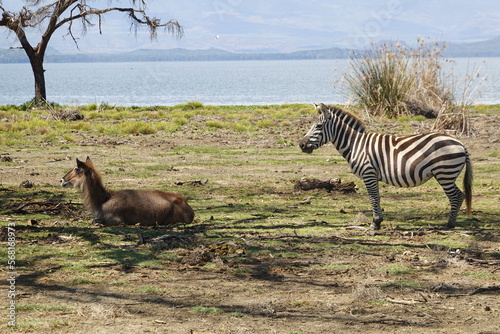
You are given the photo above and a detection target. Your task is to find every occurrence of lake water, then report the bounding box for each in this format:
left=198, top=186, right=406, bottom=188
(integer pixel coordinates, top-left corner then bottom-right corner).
left=1, top=58, right=500, bottom=106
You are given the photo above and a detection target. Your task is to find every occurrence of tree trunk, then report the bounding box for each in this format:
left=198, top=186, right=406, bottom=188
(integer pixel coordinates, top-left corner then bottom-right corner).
left=28, top=52, right=47, bottom=105
left=0, top=9, right=48, bottom=106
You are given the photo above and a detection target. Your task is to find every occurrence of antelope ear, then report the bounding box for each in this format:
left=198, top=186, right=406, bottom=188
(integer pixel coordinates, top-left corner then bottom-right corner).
left=83, top=156, right=95, bottom=169
left=76, top=158, right=86, bottom=168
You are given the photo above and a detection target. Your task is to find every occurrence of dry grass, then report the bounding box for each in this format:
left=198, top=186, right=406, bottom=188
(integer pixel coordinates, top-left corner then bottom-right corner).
left=351, top=284, right=384, bottom=303
left=344, top=42, right=413, bottom=118
left=344, top=38, right=483, bottom=136
left=0, top=104, right=499, bottom=333
left=431, top=106, right=474, bottom=136
left=77, top=304, right=129, bottom=319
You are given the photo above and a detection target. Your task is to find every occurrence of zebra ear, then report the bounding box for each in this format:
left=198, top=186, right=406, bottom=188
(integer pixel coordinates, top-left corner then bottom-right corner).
left=314, top=103, right=322, bottom=114
left=314, top=103, right=328, bottom=115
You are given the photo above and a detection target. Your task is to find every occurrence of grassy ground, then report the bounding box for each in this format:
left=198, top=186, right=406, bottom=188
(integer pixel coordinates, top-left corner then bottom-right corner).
left=0, top=103, right=499, bottom=333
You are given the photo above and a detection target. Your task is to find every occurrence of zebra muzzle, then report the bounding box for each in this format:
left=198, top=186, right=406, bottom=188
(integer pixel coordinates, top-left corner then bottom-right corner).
left=299, top=137, right=315, bottom=154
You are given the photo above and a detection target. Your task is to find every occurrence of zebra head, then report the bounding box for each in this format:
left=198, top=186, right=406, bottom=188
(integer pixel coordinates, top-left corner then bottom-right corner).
left=299, top=103, right=332, bottom=154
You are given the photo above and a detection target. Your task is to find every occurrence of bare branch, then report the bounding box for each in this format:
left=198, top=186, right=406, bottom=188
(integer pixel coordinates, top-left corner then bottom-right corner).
left=56, top=5, right=183, bottom=44
left=2, top=1, right=183, bottom=50
left=0, top=5, right=35, bottom=55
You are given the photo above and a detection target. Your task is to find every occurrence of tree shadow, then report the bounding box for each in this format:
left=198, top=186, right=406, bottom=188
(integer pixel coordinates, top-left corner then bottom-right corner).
left=4, top=184, right=499, bottom=326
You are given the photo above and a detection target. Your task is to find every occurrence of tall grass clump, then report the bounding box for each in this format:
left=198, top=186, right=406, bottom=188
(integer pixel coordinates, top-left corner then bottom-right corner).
left=345, top=43, right=413, bottom=118
left=121, top=121, right=157, bottom=135
left=430, top=60, right=484, bottom=136
left=343, top=38, right=481, bottom=136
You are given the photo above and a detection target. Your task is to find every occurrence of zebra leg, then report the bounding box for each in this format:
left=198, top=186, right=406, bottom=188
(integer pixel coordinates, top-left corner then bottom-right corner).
left=363, top=176, right=383, bottom=230
left=439, top=182, right=464, bottom=229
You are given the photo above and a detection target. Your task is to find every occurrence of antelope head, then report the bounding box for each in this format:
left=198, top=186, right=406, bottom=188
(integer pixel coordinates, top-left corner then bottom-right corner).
left=60, top=157, right=93, bottom=190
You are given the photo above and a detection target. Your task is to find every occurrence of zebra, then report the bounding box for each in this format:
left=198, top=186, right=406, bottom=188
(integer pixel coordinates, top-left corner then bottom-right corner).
left=299, top=103, right=472, bottom=230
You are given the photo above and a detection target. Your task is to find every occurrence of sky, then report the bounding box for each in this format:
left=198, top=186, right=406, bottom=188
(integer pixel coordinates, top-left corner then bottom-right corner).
left=1, top=0, right=500, bottom=53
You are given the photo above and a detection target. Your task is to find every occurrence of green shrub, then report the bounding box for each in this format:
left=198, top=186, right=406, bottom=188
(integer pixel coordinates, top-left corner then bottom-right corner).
left=80, top=103, right=98, bottom=111
left=178, top=101, right=204, bottom=110
left=206, top=120, right=227, bottom=129
left=122, top=121, right=157, bottom=135
left=256, top=119, right=277, bottom=128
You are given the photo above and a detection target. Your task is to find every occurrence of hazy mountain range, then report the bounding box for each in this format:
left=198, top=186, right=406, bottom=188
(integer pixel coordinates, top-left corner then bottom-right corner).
left=3, top=0, right=500, bottom=58
left=1, top=36, right=500, bottom=63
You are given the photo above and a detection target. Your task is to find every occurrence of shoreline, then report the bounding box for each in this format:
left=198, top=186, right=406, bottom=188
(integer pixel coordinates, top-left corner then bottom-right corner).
left=0, top=100, right=500, bottom=112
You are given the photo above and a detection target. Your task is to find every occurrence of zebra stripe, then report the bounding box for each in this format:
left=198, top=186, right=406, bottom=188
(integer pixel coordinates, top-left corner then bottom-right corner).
left=299, top=103, right=472, bottom=229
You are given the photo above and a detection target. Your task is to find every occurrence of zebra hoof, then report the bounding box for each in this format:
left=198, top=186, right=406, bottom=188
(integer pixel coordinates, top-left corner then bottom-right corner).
left=370, top=223, right=381, bottom=230
left=443, top=223, right=455, bottom=230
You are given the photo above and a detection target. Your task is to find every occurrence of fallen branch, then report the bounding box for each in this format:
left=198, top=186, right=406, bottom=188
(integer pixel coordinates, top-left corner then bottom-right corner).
left=450, top=251, right=500, bottom=265
left=468, top=286, right=500, bottom=295
left=8, top=201, right=63, bottom=214
left=465, top=258, right=500, bottom=265
left=138, top=233, right=189, bottom=245
left=150, top=233, right=189, bottom=244
left=253, top=233, right=380, bottom=243
left=294, top=177, right=357, bottom=194
left=174, top=179, right=208, bottom=186
left=386, top=297, right=420, bottom=305
left=346, top=225, right=369, bottom=231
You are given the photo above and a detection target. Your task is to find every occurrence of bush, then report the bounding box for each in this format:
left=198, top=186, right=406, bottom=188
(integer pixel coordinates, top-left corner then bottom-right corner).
left=178, top=101, right=204, bottom=110
left=343, top=38, right=481, bottom=136
left=80, top=103, right=98, bottom=111
left=344, top=39, right=453, bottom=118
left=344, top=43, right=413, bottom=118
left=122, top=121, right=157, bottom=135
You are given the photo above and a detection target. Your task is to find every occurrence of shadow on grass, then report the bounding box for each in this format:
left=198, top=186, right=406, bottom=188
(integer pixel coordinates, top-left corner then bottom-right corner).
left=16, top=264, right=443, bottom=328
left=3, top=185, right=499, bottom=302
left=7, top=214, right=499, bottom=325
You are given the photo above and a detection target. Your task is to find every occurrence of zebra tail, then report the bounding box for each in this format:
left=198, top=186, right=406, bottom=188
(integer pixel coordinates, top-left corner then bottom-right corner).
left=464, top=154, right=473, bottom=217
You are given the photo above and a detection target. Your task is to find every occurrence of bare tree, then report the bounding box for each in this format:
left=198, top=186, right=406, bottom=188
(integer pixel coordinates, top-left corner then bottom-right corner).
left=0, top=0, right=183, bottom=105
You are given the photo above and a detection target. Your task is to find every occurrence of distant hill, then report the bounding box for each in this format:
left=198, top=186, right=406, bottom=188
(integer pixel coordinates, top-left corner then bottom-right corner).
left=443, top=36, right=500, bottom=57
left=1, top=37, right=500, bottom=63
left=0, top=46, right=354, bottom=63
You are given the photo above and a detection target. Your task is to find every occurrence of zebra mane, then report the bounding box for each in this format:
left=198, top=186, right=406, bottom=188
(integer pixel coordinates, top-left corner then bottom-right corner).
left=321, top=104, right=366, bottom=133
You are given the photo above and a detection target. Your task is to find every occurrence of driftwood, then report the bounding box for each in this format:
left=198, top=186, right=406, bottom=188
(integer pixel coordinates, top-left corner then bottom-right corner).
left=174, top=179, right=208, bottom=186
left=295, top=177, right=357, bottom=194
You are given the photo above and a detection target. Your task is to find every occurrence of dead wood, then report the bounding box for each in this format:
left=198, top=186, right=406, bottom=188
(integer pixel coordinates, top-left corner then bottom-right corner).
left=174, top=179, right=208, bottom=186
left=254, top=233, right=379, bottom=243
left=468, top=286, right=500, bottom=295
left=386, top=297, right=420, bottom=305
left=9, top=201, right=61, bottom=214
left=449, top=250, right=500, bottom=265
left=464, top=258, right=500, bottom=265
left=138, top=233, right=189, bottom=246
left=7, top=201, right=80, bottom=215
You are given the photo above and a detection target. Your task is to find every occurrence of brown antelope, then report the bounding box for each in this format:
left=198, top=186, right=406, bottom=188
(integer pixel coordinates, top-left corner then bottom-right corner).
left=61, top=157, right=194, bottom=226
